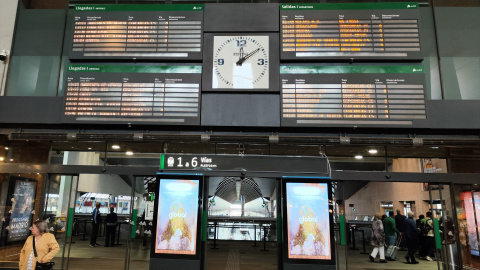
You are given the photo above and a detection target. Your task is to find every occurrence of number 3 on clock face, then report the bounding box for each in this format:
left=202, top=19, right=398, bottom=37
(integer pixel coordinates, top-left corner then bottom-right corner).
left=212, top=36, right=269, bottom=89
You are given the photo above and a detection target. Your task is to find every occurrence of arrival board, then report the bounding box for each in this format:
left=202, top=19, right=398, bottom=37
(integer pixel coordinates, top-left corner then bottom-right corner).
left=281, top=65, right=426, bottom=126
left=70, top=4, right=203, bottom=60
left=280, top=3, right=422, bottom=60
left=64, top=65, right=201, bottom=125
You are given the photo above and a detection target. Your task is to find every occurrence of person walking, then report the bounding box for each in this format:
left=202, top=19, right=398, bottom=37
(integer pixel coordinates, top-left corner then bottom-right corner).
left=90, top=202, right=102, bottom=247
left=422, top=211, right=436, bottom=261
left=395, top=209, right=407, bottom=250
left=19, top=220, right=60, bottom=270
left=403, top=211, right=420, bottom=264
left=369, top=212, right=387, bottom=263
left=384, top=211, right=402, bottom=260
left=105, top=207, right=118, bottom=247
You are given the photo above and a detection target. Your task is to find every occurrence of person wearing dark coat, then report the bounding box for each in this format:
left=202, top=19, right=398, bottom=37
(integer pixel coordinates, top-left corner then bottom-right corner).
left=395, top=209, right=407, bottom=250
left=105, top=207, right=118, bottom=247
left=403, top=211, right=420, bottom=264
left=369, top=212, right=387, bottom=263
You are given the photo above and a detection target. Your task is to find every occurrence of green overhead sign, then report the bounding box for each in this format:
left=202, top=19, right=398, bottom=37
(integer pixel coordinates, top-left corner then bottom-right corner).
left=280, top=65, right=424, bottom=74
left=75, top=4, right=204, bottom=12
left=280, top=2, right=418, bottom=10
left=67, top=65, right=202, bottom=74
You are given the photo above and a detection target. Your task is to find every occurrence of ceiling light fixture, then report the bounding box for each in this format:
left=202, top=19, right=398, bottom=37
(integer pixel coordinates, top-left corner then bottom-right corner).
left=112, top=145, right=120, bottom=149
left=368, top=149, right=378, bottom=154
left=126, top=151, right=133, bottom=156
left=4, top=147, right=8, bottom=150
left=354, top=155, right=363, bottom=160
left=88, top=147, right=92, bottom=150
left=0, top=157, right=4, bottom=161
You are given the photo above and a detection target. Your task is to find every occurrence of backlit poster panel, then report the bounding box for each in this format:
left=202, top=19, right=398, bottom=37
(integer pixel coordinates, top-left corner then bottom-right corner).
left=286, top=182, right=331, bottom=260
left=462, top=191, right=480, bottom=256
left=8, top=179, right=36, bottom=242
left=155, top=179, right=199, bottom=255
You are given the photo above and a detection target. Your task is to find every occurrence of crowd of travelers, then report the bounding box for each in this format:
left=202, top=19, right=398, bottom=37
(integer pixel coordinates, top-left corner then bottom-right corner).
left=369, top=209, right=448, bottom=264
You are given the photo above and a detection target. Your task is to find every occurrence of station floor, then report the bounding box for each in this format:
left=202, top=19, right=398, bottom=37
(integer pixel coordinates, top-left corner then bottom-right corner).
left=47, top=238, right=441, bottom=270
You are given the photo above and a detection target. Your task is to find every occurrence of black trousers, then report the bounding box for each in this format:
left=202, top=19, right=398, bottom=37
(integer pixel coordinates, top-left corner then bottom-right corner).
left=105, top=225, right=116, bottom=247
left=406, top=242, right=419, bottom=262
left=91, top=222, right=100, bottom=245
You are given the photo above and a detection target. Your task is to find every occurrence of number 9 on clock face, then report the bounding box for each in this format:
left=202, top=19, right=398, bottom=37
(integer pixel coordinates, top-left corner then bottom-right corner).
left=212, top=36, right=269, bottom=89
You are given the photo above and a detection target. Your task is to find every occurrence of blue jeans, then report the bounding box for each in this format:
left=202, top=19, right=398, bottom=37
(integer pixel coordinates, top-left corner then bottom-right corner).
left=386, top=233, right=397, bottom=247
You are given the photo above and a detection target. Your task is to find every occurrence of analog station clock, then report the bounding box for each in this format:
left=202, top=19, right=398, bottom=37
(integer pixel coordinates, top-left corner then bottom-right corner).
left=212, top=36, right=269, bottom=89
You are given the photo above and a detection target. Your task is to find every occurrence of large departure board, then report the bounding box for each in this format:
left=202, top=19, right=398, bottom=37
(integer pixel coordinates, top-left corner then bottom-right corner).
left=280, top=3, right=422, bottom=61
left=64, top=65, right=201, bottom=125
left=70, top=4, right=203, bottom=60
left=281, top=65, right=426, bottom=126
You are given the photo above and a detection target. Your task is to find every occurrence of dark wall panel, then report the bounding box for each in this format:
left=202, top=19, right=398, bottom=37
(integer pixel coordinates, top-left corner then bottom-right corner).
left=201, top=94, right=280, bottom=127
left=0, top=97, right=62, bottom=124
left=204, top=3, right=279, bottom=32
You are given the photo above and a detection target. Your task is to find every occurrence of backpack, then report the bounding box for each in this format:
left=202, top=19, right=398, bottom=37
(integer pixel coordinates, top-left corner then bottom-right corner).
left=421, top=218, right=433, bottom=236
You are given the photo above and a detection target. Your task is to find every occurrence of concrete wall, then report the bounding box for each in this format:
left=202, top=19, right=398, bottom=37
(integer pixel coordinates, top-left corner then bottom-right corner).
left=345, top=181, right=452, bottom=220
left=0, top=0, right=18, bottom=95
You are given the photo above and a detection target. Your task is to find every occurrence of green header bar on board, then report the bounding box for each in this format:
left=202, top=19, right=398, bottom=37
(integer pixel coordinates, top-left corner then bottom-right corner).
left=280, top=2, right=418, bottom=10
left=67, top=65, right=202, bottom=74
left=280, top=65, right=424, bottom=74
left=75, top=4, right=204, bottom=12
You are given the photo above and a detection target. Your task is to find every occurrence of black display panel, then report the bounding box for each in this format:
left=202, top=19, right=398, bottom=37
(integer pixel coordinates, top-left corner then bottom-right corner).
left=63, top=65, right=201, bottom=125
left=281, top=65, right=426, bottom=126
left=280, top=3, right=422, bottom=61
left=70, top=4, right=204, bottom=60
left=282, top=178, right=335, bottom=265
left=151, top=173, right=203, bottom=260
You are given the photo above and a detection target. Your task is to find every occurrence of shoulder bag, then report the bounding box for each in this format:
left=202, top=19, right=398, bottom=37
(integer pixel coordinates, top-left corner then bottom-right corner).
left=32, top=236, right=55, bottom=270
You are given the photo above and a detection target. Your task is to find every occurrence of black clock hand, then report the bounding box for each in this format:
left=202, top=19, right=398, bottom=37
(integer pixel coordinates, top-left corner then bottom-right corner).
left=238, top=47, right=244, bottom=62
left=236, top=48, right=260, bottom=66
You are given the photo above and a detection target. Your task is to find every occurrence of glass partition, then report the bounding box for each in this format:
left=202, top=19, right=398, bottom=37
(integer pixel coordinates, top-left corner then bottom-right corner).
left=44, top=174, right=78, bottom=270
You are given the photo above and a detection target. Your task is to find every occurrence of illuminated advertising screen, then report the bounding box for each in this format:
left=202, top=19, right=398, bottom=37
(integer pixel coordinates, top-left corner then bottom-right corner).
left=8, top=179, right=36, bottom=243
left=285, top=182, right=332, bottom=260
left=462, top=191, right=480, bottom=256
left=155, top=179, right=199, bottom=255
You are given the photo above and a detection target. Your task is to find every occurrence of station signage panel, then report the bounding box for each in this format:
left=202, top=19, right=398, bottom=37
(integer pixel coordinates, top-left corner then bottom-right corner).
left=160, top=154, right=330, bottom=176
left=280, top=65, right=426, bottom=126
left=70, top=4, right=204, bottom=60
left=280, top=3, right=422, bottom=61
left=63, top=65, right=201, bottom=125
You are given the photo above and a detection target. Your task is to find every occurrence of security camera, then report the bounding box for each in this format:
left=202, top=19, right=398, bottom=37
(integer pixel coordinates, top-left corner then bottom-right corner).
left=0, top=50, right=7, bottom=61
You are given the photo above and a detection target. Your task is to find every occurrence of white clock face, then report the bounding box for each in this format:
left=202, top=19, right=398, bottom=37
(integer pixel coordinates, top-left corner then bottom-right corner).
left=212, top=36, right=269, bottom=89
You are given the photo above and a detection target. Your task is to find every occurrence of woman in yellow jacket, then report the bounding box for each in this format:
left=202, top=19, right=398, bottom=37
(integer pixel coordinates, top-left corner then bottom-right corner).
left=19, top=220, right=60, bottom=270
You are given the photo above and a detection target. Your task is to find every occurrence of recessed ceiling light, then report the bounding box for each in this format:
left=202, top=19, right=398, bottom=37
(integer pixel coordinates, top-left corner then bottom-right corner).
left=354, top=155, right=363, bottom=160
left=112, top=145, right=120, bottom=149
left=126, top=151, right=133, bottom=156
left=368, top=149, right=378, bottom=154
left=431, top=147, right=439, bottom=149
left=88, top=148, right=92, bottom=150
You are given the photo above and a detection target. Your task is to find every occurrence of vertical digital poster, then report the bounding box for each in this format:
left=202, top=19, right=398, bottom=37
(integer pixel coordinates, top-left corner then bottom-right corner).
left=8, top=178, right=37, bottom=243
left=154, top=177, right=200, bottom=256
left=283, top=180, right=334, bottom=265
left=461, top=191, right=480, bottom=257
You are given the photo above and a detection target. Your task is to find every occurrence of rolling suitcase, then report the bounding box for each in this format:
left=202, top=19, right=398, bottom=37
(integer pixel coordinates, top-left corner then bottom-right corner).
left=386, top=234, right=402, bottom=260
